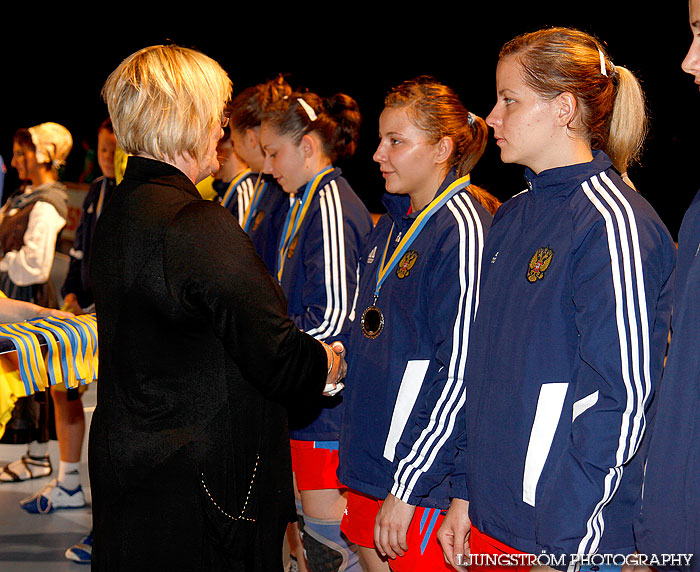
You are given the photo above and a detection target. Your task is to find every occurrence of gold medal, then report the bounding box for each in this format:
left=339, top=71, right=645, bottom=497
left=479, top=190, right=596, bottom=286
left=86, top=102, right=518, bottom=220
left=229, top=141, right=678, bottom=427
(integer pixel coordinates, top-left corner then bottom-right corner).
left=361, top=301, right=384, bottom=339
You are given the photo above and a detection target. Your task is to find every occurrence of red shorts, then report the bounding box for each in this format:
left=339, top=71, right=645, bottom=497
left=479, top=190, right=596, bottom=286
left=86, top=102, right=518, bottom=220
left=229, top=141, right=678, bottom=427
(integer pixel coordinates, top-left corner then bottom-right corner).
left=468, top=526, right=532, bottom=572
left=290, top=439, right=344, bottom=490
left=340, top=488, right=452, bottom=572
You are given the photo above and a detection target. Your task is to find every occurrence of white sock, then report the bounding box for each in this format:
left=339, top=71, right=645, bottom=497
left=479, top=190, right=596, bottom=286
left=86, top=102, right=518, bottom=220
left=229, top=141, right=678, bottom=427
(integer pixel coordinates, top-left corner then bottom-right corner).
left=58, top=461, right=81, bottom=490
left=27, top=441, right=48, bottom=458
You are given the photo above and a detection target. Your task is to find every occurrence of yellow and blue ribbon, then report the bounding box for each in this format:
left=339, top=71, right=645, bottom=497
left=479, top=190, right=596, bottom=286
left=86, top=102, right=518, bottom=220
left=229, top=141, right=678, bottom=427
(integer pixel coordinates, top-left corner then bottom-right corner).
left=221, top=168, right=253, bottom=212
left=240, top=175, right=267, bottom=233
left=0, top=324, right=46, bottom=395
left=276, top=166, right=334, bottom=283
left=0, top=314, right=99, bottom=393
left=373, top=174, right=471, bottom=299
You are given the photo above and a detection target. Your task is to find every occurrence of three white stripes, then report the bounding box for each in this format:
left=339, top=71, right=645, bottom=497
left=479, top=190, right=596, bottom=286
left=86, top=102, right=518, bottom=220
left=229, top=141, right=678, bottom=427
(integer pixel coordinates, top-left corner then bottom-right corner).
left=390, top=192, right=484, bottom=502
left=576, top=172, right=650, bottom=556
left=306, top=181, right=349, bottom=340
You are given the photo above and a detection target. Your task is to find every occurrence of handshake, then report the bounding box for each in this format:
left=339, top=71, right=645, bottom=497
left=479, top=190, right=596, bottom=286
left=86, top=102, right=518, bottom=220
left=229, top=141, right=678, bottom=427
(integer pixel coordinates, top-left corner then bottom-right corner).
left=322, top=341, right=347, bottom=397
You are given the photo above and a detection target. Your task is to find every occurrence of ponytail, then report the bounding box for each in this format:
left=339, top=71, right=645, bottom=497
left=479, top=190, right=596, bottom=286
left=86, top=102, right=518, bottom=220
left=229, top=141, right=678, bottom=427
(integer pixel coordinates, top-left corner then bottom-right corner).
left=457, top=113, right=488, bottom=177
left=607, top=65, right=647, bottom=174
left=322, top=92, right=362, bottom=161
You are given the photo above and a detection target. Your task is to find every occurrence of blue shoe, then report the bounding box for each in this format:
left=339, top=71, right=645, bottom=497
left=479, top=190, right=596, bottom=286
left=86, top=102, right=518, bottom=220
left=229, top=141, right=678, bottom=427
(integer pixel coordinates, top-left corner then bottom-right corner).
left=19, top=478, right=85, bottom=514
left=65, top=532, right=92, bottom=564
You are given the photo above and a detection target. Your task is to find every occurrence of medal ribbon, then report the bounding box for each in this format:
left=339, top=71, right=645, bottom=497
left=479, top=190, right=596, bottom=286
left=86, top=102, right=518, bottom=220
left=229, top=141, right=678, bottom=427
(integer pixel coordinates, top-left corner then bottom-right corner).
left=45, top=317, right=90, bottom=384
left=276, top=166, right=334, bottom=282
left=75, top=314, right=98, bottom=362
left=13, top=321, right=63, bottom=388
left=24, top=318, right=79, bottom=388
left=31, top=314, right=99, bottom=387
left=0, top=324, right=47, bottom=395
left=373, top=174, right=471, bottom=298
left=0, top=314, right=99, bottom=394
left=221, top=168, right=253, bottom=211
left=240, top=174, right=267, bottom=233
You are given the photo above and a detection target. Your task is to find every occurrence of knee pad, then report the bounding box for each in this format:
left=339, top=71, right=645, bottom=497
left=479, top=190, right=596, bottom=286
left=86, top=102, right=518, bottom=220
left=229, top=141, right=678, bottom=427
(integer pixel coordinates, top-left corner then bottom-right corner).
left=299, top=514, right=360, bottom=572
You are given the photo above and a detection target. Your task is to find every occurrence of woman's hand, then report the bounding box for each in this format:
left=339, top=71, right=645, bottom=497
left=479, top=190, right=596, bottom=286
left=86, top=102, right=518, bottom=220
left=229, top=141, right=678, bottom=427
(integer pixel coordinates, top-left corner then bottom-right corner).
left=61, top=293, right=84, bottom=315
left=322, top=341, right=347, bottom=396
left=374, top=493, right=415, bottom=559
left=39, top=308, right=74, bottom=319
left=437, top=498, right=471, bottom=569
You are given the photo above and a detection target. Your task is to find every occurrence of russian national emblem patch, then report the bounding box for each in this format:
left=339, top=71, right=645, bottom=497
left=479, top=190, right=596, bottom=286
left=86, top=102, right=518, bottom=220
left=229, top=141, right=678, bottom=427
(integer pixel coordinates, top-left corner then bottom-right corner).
left=396, top=250, right=418, bottom=279
left=526, top=246, right=554, bottom=283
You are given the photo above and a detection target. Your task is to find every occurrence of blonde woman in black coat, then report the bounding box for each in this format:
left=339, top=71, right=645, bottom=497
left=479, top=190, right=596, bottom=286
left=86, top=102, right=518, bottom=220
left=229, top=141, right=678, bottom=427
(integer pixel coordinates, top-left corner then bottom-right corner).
left=89, top=44, right=346, bottom=572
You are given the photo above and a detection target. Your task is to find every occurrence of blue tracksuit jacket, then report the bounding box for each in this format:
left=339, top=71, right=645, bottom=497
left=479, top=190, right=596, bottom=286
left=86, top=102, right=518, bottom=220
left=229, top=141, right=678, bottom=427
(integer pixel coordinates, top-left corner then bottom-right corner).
left=62, top=176, right=116, bottom=309
left=338, top=171, right=492, bottom=508
left=279, top=167, right=373, bottom=441
left=634, top=188, right=700, bottom=570
left=243, top=176, right=291, bottom=275
left=453, top=152, right=675, bottom=566
left=213, top=169, right=257, bottom=223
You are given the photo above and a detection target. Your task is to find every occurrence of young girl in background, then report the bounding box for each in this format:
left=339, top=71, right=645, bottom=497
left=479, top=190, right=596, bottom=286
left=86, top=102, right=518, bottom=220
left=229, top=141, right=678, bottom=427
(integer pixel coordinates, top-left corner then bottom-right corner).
left=337, top=76, right=498, bottom=572
left=0, top=122, right=72, bottom=482
left=261, top=90, right=373, bottom=572
left=437, top=27, right=676, bottom=571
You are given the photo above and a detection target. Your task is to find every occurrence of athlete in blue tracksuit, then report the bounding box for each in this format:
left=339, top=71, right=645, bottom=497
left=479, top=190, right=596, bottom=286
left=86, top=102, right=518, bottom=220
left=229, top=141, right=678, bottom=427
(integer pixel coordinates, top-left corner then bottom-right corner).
left=447, top=151, right=675, bottom=566
left=633, top=4, right=700, bottom=565
left=338, top=169, right=492, bottom=510
left=279, top=166, right=372, bottom=441
left=633, top=188, right=700, bottom=570
left=238, top=174, right=290, bottom=276
left=213, top=168, right=257, bottom=223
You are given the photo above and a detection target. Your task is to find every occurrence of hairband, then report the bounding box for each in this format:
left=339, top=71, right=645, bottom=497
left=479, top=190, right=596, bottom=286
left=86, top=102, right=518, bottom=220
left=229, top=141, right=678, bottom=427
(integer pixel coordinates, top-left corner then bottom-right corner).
left=297, top=97, right=318, bottom=122
left=598, top=48, right=608, bottom=77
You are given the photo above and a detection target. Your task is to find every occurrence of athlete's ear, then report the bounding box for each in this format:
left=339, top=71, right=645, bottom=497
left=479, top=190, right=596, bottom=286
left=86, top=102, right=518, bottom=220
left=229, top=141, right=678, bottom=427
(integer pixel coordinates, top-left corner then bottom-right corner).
left=555, top=91, right=578, bottom=127
left=245, top=127, right=259, bottom=149
left=435, top=136, right=455, bottom=165
left=301, top=133, right=318, bottom=159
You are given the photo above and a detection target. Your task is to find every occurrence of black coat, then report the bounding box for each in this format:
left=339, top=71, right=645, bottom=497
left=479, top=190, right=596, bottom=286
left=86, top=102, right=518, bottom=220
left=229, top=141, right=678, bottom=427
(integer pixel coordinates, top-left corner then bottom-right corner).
left=88, top=157, right=326, bottom=571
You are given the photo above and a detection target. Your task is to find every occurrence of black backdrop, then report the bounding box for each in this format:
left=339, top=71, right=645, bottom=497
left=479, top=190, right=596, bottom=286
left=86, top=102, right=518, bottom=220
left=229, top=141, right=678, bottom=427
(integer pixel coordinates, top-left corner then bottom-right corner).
left=2, top=5, right=697, bottom=239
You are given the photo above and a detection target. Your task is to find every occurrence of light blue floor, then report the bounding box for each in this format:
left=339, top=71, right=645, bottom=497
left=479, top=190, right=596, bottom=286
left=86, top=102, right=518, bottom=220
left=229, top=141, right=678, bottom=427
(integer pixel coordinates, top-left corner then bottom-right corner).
left=0, top=387, right=94, bottom=570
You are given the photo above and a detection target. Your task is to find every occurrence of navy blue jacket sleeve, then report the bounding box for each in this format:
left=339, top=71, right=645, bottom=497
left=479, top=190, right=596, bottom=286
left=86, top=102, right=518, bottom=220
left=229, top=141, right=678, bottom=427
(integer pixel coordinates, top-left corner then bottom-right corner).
left=534, top=184, right=674, bottom=558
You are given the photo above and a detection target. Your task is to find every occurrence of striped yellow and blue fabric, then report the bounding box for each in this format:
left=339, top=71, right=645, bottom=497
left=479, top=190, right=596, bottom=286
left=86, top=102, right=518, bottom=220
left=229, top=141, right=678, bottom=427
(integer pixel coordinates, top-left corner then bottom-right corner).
left=0, top=313, right=98, bottom=439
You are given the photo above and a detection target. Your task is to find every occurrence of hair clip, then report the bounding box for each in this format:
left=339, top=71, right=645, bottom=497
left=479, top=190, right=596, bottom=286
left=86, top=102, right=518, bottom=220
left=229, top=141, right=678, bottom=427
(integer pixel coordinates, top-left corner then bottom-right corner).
left=297, top=97, right=317, bottom=122
left=467, top=112, right=476, bottom=127
left=598, top=48, right=608, bottom=77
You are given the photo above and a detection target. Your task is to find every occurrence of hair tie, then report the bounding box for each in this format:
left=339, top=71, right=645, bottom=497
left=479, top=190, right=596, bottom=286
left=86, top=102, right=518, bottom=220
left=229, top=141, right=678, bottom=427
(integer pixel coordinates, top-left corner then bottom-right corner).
left=598, top=48, right=608, bottom=77
left=297, top=97, right=317, bottom=122
left=467, top=112, right=476, bottom=127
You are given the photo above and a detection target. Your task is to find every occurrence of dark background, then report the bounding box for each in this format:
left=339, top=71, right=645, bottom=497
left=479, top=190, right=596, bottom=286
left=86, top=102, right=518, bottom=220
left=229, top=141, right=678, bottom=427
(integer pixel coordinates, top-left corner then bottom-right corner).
left=2, top=6, right=697, bottom=239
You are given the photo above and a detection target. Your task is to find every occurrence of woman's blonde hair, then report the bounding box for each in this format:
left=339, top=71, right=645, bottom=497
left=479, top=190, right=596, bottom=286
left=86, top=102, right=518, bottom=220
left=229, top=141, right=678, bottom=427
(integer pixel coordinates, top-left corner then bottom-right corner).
left=102, top=44, right=232, bottom=165
left=500, top=27, right=647, bottom=174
